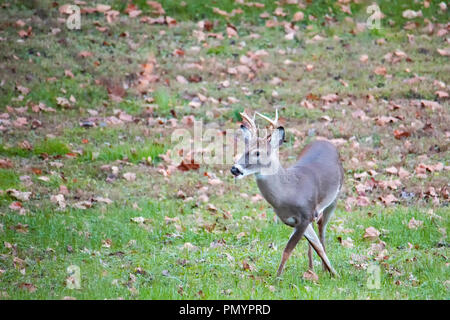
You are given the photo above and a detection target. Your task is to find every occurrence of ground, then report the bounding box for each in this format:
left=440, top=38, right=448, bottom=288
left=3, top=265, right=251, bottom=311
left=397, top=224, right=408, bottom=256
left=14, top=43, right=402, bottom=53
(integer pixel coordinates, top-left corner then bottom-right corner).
left=0, top=0, right=449, bottom=299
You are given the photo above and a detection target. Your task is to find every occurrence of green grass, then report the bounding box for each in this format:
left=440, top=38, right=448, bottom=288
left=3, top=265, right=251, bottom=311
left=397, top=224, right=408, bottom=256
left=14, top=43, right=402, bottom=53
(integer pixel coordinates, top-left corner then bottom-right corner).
left=153, top=88, right=174, bottom=117
left=0, top=169, right=20, bottom=190
left=81, top=141, right=165, bottom=164
left=33, top=139, right=71, bottom=156
left=0, top=197, right=448, bottom=299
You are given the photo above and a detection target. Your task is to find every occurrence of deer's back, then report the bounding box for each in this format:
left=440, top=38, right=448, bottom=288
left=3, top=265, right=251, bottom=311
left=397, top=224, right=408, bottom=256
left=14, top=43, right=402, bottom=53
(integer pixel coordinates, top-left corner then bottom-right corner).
left=288, top=140, right=344, bottom=211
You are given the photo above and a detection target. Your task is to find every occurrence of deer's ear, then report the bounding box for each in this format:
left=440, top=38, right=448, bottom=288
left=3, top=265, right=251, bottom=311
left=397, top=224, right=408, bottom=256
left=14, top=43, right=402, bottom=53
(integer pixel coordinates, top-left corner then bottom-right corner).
left=241, top=124, right=252, bottom=141
left=270, top=126, right=285, bottom=149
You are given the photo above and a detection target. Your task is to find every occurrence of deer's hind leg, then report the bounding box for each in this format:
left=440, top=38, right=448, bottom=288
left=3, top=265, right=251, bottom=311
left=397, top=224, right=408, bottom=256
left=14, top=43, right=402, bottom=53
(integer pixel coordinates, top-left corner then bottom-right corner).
left=317, top=199, right=337, bottom=252
left=317, top=199, right=337, bottom=271
left=308, top=244, right=314, bottom=270
left=304, top=224, right=337, bottom=276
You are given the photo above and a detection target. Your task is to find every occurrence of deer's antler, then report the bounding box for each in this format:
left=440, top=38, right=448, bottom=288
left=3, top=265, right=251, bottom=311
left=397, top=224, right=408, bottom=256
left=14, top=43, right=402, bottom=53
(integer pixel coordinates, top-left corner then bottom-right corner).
left=240, top=110, right=257, bottom=137
left=255, top=109, right=278, bottom=129
left=255, top=109, right=278, bottom=139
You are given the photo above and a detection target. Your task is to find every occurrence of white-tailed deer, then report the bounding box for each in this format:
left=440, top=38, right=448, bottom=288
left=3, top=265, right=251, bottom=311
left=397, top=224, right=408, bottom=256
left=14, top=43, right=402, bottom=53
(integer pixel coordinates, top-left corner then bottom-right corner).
left=230, top=110, right=344, bottom=277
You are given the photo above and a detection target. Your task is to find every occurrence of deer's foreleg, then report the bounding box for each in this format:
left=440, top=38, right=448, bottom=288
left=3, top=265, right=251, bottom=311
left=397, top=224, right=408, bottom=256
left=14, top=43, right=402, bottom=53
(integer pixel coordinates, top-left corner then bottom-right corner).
left=277, top=223, right=308, bottom=277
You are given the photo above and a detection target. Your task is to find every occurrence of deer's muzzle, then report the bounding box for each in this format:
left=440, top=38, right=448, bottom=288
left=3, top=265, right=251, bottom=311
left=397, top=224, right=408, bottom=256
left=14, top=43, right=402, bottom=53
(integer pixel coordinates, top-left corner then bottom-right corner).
left=230, top=166, right=243, bottom=177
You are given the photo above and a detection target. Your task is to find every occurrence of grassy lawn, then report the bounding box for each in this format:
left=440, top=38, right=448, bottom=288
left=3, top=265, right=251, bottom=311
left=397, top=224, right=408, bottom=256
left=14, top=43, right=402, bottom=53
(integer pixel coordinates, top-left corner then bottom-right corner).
left=0, top=0, right=449, bottom=299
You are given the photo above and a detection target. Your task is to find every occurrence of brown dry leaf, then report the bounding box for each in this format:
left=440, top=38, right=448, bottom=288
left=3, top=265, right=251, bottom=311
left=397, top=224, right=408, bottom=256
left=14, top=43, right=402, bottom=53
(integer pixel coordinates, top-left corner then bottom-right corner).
left=177, top=159, right=200, bottom=171
left=398, top=167, right=410, bottom=179
left=147, top=1, right=165, bottom=15
left=9, top=201, right=23, bottom=211
left=13, top=117, right=28, bottom=128
left=56, top=97, right=71, bottom=108
left=96, top=4, right=111, bottom=13
left=19, top=283, right=37, bottom=293
left=393, top=129, right=410, bottom=139
left=341, top=237, right=354, bottom=248
left=64, top=69, right=74, bottom=78
left=375, top=116, right=398, bottom=126
left=18, top=27, right=32, bottom=38
left=78, top=51, right=93, bottom=58
left=226, top=26, right=238, bottom=38
left=321, top=93, right=339, bottom=103
left=435, top=91, right=449, bottom=98
left=93, top=197, right=113, bottom=205
left=13, top=223, right=29, bottom=233
left=123, top=172, right=136, bottom=182
left=402, top=9, right=422, bottom=19
left=0, top=159, right=13, bottom=169
left=373, top=66, right=387, bottom=76
left=274, top=7, right=286, bottom=17
left=212, top=7, right=228, bottom=17
left=51, top=194, right=66, bottom=209
left=385, top=166, right=398, bottom=175
left=242, top=260, right=254, bottom=271
left=176, top=75, right=188, bottom=84
left=420, top=100, right=442, bottom=110
left=6, top=189, right=31, bottom=201
left=380, top=194, right=398, bottom=205
left=293, top=11, right=304, bottom=22
left=16, top=85, right=30, bottom=95
left=302, top=270, right=319, bottom=282
left=101, top=239, right=112, bottom=248
left=436, top=48, right=450, bottom=56
left=72, top=200, right=93, bottom=210
left=363, top=226, right=380, bottom=240
left=356, top=196, right=370, bottom=207
left=19, top=140, right=32, bottom=150
left=131, top=216, right=151, bottom=224
left=236, top=232, right=246, bottom=239
left=407, top=217, right=423, bottom=229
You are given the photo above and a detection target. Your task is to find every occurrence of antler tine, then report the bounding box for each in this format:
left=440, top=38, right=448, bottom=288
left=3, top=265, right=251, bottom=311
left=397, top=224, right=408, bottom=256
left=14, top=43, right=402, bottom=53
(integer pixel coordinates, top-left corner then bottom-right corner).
left=255, top=109, right=278, bottom=129
left=240, top=110, right=257, bottom=135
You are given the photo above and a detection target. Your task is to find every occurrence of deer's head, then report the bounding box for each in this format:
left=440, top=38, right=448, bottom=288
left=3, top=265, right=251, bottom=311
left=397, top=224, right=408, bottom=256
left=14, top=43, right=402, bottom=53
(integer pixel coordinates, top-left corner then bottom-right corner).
left=231, top=110, right=285, bottom=178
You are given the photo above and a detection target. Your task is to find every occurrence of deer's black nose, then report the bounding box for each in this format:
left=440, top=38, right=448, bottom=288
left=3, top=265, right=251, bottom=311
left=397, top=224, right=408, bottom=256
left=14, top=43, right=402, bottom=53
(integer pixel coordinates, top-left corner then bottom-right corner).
left=230, top=166, right=243, bottom=177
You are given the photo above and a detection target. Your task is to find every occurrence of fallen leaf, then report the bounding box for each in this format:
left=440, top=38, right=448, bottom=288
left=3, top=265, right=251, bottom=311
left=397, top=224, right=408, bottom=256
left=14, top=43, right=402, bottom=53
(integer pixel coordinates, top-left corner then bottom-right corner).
left=363, top=227, right=380, bottom=240
left=407, top=217, right=423, bottom=229
left=123, top=172, right=136, bottom=181
left=380, top=194, right=399, bottom=205
left=0, top=159, right=13, bottom=168
left=373, top=66, right=387, bottom=76
left=402, top=9, right=422, bottom=19
left=242, top=260, right=254, bottom=271
left=393, top=129, right=410, bottom=139
left=302, top=270, right=319, bottom=282
left=341, top=237, right=354, bottom=248
left=177, top=159, right=200, bottom=171
left=6, top=189, right=31, bottom=201
left=19, top=283, right=36, bottom=293
left=78, top=51, right=93, bottom=58
left=292, top=11, right=304, bottom=22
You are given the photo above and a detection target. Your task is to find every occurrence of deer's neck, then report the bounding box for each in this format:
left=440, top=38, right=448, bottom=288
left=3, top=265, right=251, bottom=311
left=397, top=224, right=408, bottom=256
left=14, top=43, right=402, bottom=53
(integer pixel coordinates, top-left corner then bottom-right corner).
left=255, top=160, right=286, bottom=208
